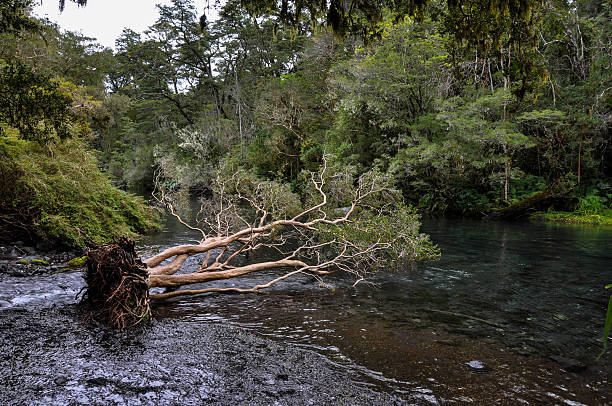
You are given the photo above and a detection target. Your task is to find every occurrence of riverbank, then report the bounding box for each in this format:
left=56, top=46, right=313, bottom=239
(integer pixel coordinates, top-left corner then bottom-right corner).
left=2, top=216, right=612, bottom=405
left=531, top=211, right=612, bottom=225
left=0, top=243, right=83, bottom=277
left=1, top=287, right=609, bottom=405
left=0, top=303, right=400, bottom=406
left=0, top=243, right=400, bottom=405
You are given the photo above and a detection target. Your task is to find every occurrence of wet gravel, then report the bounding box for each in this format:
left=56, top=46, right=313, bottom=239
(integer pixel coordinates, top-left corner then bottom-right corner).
left=0, top=244, right=82, bottom=278
left=0, top=304, right=401, bottom=405
left=0, top=244, right=401, bottom=405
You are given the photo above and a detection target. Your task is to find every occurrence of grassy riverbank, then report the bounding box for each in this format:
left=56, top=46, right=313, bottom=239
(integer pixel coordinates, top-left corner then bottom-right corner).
left=531, top=194, right=612, bottom=225
left=532, top=211, right=612, bottom=225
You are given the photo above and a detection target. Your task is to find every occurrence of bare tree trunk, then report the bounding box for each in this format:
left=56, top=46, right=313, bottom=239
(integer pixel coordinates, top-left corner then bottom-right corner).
left=503, top=144, right=510, bottom=202
left=236, top=68, right=243, bottom=142
left=578, top=123, right=584, bottom=185
left=500, top=45, right=511, bottom=203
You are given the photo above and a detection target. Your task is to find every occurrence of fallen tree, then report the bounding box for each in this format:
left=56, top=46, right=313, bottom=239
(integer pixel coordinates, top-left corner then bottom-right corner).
left=83, top=159, right=439, bottom=328
left=484, top=184, right=575, bottom=221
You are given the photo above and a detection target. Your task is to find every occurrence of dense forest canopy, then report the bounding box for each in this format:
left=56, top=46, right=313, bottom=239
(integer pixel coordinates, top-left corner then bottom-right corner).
left=0, top=0, right=611, bottom=248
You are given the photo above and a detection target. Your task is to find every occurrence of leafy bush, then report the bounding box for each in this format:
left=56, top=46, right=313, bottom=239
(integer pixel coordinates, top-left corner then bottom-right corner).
left=0, top=136, right=160, bottom=247
left=576, top=195, right=606, bottom=215
left=0, top=60, right=74, bottom=144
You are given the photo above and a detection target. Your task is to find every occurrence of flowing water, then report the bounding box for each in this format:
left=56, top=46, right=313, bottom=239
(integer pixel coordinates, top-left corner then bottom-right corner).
left=1, top=216, right=611, bottom=404
left=144, top=216, right=612, bottom=404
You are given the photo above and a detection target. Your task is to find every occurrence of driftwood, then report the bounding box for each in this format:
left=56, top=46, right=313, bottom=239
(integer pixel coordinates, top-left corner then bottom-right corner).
left=484, top=186, right=575, bottom=221
left=81, top=160, right=438, bottom=328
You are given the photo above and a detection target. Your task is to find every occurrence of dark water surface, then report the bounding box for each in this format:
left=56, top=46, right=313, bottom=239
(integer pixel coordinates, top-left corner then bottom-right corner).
left=145, top=217, right=612, bottom=404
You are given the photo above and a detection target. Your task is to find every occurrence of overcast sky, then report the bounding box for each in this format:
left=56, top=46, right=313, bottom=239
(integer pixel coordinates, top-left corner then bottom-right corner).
left=33, top=0, right=215, bottom=49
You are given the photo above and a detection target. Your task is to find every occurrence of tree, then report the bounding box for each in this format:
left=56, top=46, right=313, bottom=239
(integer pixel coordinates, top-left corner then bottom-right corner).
left=0, top=0, right=38, bottom=35
left=0, top=60, right=74, bottom=144
left=83, top=159, right=439, bottom=328
left=328, top=18, right=452, bottom=172
left=50, top=0, right=545, bottom=44
left=388, top=89, right=533, bottom=213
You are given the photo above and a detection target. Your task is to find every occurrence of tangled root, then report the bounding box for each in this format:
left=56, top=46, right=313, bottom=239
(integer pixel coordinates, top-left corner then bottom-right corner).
left=81, top=237, right=150, bottom=329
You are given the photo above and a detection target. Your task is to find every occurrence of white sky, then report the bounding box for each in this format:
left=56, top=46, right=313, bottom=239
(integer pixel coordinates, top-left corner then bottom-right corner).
left=33, top=0, right=216, bottom=49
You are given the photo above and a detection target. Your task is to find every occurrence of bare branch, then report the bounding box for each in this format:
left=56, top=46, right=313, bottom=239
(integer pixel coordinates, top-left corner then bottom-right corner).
left=143, top=163, right=438, bottom=300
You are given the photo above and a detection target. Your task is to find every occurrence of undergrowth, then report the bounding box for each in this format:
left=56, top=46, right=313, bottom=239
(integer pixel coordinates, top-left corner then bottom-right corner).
left=0, top=135, right=160, bottom=247
left=531, top=194, right=612, bottom=226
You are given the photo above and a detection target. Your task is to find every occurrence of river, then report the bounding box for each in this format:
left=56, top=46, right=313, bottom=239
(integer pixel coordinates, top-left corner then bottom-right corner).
left=144, top=215, right=612, bottom=404
left=1, top=216, right=610, bottom=404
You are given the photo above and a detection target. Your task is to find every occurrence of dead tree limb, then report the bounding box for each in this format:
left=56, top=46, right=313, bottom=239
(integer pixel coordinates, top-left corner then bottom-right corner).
left=85, top=159, right=438, bottom=328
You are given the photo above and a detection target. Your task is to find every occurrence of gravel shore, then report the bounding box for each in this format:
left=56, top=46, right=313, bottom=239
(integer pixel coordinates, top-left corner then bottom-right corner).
left=0, top=303, right=403, bottom=405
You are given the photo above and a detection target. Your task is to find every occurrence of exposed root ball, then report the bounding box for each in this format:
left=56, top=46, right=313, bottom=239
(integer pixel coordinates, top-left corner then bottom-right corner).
left=81, top=237, right=150, bottom=329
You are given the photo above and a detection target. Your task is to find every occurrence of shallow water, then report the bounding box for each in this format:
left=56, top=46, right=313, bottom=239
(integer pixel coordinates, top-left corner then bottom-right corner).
left=2, top=216, right=611, bottom=404
left=143, top=216, right=612, bottom=404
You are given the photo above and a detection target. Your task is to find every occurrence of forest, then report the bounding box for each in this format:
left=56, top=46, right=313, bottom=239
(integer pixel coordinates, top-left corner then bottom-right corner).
left=1, top=0, right=611, bottom=249
left=1, top=1, right=612, bottom=404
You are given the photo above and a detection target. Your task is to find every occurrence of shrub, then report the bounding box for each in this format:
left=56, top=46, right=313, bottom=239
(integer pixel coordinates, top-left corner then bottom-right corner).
left=0, top=136, right=160, bottom=247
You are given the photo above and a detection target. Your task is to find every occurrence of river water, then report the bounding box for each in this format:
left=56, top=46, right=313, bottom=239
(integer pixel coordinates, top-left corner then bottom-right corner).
left=1, top=216, right=610, bottom=404
left=143, top=216, right=612, bottom=404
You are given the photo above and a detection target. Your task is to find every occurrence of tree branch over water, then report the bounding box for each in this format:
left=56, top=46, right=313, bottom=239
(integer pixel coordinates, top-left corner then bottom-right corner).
left=83, top=157, right=438, bottom=328
left=144, top=157, right=439, bottom=299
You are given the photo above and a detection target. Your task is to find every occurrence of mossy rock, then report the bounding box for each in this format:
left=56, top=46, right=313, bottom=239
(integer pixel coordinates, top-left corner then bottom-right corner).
left=30, top=258, right=49, bottom=266
left=18, top=258, right=28, bottom=265
left=67, top=256, right=87, bottom=267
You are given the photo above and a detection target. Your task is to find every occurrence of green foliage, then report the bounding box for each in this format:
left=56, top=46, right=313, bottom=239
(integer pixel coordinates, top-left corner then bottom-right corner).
left=0, top=136, right=160, bottom=247
left=320, top=203, right=440, bottom=270
left=534, top=184, right=612, bottom=225
left=388, top=89, right=533, bottom=213
left=598, top=284, right=612, bottom=360
left=329, top=19, right=451, bottom=171
left=301, top=164, right=440, bottom=271
left=533, top=211, right=612, bottom=225
left=0, top=0, right=38, bottom=35
left=4, top=0, right=607, bottom=222
left=215, top=158, right=303, bottom=219
left=576, top=195, right=606, bottom=216
left=0, top=60, right=74, bottom=144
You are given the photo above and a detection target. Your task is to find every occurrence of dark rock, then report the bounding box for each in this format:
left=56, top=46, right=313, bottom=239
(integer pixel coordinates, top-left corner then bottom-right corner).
left=53, top=376, right=68, bottom=385
left=549, top=355, right=587, bottom=373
